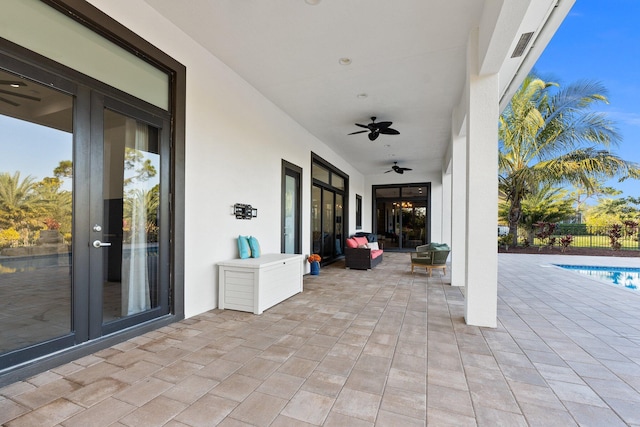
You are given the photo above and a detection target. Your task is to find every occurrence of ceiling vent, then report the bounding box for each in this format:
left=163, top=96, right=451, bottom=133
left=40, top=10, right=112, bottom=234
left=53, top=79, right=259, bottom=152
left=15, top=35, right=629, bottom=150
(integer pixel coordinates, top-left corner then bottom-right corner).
left=511, top=32, right=534, bottom=58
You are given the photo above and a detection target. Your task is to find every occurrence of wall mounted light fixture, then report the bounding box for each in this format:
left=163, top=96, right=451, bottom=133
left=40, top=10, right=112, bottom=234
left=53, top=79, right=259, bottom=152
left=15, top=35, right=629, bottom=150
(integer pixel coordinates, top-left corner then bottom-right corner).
left=233, top=203, right=258, bottom=219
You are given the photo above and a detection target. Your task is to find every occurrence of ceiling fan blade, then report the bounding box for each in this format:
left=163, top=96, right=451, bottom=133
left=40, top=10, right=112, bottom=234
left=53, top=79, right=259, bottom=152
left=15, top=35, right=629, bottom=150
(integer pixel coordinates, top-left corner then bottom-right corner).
left=0, top=96, right=19, bottom=107
left=379, top=128, right=400, bottom=135
left=348, top=130, right=368, bottom=135
left=375, top=121, right=393, bottom=129
left=384, top=170, right=392, bottom=173
left=354, top=123, right=369, bottom=129
left=368, top=132, right=379, bottom=141
left=402, top=167, right=413, bottom=171
left=0, top=89, right=40, bottom=102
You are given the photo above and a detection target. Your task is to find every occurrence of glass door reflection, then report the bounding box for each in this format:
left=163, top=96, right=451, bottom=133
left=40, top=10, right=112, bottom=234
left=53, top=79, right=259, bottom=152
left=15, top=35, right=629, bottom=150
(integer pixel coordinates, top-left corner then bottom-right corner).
left=102, top=109, right=160, bottom=324
left=321, top=189, right=334, bottom=261
left=0, top=71, right=73, bottom=355
left=374, top=184, right=429, bottom=249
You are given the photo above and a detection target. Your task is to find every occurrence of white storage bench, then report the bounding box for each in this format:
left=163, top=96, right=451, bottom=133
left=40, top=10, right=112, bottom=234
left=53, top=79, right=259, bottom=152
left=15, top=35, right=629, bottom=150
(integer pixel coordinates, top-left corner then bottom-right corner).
left=217, top=253, right=304, bottom=314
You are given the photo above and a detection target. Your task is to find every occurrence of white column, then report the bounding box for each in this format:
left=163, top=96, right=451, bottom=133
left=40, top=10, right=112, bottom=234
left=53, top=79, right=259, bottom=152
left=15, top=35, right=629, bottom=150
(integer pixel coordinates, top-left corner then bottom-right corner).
left=464, top=29, right=499, bottom=328
left=450, top=134, right=467, bottom=288
left=441, top=168, right=452, bottom=247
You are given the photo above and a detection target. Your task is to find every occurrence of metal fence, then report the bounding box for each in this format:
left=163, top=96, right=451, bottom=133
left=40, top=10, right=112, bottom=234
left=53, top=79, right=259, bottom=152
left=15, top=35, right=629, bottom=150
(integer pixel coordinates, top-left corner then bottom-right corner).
left=527, top=223, right=640, bottom=250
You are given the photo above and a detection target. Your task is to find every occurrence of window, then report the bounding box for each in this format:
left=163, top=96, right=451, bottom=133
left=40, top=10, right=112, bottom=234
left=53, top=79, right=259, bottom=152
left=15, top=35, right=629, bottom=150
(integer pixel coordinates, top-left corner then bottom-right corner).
left=312, top=163, right=329, bottom=184
left=1, top=0, right=169, bottom=109
left=356, top=194, right=362, bottom=229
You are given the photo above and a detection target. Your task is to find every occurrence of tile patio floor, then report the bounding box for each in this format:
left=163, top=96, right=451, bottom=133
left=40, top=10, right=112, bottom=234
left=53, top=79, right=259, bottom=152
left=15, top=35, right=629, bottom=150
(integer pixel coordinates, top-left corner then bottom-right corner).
left=2, top=252, right=640, bottom=426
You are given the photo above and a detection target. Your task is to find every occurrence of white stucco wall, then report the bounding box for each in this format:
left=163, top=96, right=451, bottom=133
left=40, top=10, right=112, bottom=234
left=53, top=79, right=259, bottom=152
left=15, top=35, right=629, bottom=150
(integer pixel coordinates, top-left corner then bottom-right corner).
left=87, top=0, right=371, bottom=318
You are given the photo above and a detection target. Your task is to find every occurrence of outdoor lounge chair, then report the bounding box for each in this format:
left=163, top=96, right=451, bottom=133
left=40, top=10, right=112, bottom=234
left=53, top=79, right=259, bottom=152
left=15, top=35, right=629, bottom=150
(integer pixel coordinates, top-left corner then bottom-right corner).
left=410, top=243, right=450, bottom=276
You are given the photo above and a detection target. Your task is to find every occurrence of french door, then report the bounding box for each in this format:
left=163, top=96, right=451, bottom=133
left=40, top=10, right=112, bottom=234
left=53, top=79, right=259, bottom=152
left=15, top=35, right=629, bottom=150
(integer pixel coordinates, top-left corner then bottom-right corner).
left=311, top=157, right=347, bottom=263
left=0, top=58, right=170, bottom=369
left=373, top=184, right=430, bottom=249
left=282, top=161, right=302, bottom=254
left=89, top=95, right=170, bottom=337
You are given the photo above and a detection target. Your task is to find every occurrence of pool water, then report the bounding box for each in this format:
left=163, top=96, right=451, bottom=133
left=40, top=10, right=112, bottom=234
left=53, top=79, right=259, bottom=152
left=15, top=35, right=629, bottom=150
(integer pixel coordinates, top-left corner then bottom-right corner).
left=555, top=264, right=640, bottom=292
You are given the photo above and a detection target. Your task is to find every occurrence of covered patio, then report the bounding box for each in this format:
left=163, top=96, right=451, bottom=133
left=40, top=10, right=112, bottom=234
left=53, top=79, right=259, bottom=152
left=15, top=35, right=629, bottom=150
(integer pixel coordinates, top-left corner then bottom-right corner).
left=2, top=253, right=639, bottom=426
left=1, top=0, right=580, bottom=380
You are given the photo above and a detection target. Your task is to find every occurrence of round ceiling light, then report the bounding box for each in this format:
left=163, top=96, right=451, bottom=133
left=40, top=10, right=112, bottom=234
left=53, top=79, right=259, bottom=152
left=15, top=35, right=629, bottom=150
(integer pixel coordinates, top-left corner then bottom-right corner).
left=338, top=57, right=352, bottom=66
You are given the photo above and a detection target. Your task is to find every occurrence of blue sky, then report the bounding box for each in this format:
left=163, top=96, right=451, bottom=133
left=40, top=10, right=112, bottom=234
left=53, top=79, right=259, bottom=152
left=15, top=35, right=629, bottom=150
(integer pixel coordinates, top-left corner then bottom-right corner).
left=533, top=0, right=640, bottom=199
left=0, top=115, right=72, bottom=190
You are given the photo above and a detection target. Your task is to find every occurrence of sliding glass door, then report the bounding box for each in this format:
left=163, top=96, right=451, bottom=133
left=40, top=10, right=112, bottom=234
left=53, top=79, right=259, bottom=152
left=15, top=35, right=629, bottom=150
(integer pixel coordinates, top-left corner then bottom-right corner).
left=374, top=184, right=430, bottom=249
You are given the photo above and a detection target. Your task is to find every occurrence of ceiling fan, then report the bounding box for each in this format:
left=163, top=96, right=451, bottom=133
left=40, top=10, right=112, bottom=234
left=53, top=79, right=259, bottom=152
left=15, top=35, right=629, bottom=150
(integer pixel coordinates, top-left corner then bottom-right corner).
left=348, top=116, right=400, bottom=141
left=0, top=80, right=40, bottom=107
left=385, top=162, right=412, bottom=174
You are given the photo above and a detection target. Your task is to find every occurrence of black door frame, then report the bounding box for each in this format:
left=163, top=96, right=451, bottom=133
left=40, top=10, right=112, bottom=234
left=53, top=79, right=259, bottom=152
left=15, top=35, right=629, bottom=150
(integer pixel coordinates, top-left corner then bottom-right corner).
left=281, top=160, right=302, bottom=254
left=0, top=0, right=186, bottom=384
left=372, top=183, right=431, bottom=249
left=90, top=94, right=171, bottom=338
left=311, top=154, right=348, bottom=264
left=0, top=52, right=172, bottom=371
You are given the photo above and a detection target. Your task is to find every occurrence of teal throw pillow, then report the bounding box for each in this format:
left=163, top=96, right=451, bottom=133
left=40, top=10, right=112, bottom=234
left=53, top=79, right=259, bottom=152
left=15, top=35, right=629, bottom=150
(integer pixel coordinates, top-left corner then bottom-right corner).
left=248, top=236, right=261, bottom=258
left=238, top=235, right=251, bottom=259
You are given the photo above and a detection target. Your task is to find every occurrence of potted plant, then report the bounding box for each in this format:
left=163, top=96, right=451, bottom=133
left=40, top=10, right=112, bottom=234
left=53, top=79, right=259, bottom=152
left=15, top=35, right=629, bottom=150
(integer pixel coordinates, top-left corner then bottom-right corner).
left=307, top=254, right=322, bottom=275
left=498, top=233, right=512, bottom=251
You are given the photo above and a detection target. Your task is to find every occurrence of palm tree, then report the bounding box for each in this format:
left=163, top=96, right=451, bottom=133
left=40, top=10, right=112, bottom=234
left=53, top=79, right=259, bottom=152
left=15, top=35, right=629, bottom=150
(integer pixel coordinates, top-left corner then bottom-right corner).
left=499, top=183, right=574, bottom=244
left=0, top=172, right=40, bottom=238
left=33, top=177, right=72, bottom=234
left=499, top=73, right=639, bottom=246
left=123, top=185, right=160, bottom=243
left=568, top=177, right=620, bottom=223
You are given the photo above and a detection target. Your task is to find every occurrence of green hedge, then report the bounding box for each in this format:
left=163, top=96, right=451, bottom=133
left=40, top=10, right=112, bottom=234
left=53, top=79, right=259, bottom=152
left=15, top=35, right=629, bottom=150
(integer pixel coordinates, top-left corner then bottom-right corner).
left=553, top=223, right=588, bottom=236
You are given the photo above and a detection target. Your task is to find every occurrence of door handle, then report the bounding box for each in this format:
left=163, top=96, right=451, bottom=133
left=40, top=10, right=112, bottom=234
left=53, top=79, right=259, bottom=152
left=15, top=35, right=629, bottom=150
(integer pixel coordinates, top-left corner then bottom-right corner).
left=92, top=240, right=112, bottom=248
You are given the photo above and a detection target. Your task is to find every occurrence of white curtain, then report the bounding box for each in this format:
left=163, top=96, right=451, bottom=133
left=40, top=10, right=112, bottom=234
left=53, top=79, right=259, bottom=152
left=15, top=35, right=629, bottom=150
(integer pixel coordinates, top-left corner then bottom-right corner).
left=122, top=121, right=150, bottom=316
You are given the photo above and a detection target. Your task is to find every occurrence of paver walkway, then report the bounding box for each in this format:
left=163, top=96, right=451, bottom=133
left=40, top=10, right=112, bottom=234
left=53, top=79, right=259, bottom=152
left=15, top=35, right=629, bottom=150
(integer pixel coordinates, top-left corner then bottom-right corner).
left=1, top=252, right=639, bottom=426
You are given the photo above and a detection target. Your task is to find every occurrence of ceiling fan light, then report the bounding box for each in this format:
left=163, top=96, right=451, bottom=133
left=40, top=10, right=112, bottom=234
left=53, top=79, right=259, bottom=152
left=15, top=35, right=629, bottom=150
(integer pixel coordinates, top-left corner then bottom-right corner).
left=0, top=80, right=26, bottom=87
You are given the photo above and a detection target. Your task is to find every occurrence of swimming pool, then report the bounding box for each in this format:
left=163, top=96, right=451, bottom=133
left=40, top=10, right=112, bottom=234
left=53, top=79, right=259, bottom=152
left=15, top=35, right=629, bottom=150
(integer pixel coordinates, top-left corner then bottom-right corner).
left=555, top=264, right=640, bottom=292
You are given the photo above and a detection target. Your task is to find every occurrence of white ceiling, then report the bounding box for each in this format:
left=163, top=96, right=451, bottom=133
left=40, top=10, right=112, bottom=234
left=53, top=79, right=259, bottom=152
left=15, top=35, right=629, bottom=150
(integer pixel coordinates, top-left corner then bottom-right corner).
left=142, top=0, right=567, bottom=176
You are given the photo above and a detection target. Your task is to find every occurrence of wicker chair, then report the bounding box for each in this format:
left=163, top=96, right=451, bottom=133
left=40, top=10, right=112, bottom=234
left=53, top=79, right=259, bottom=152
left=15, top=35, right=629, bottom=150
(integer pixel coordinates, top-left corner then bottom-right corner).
left=344, top=246, right=383, bottom=270
left=410, top=243, right=450, bottom=276
left=344, top=236, right=383, bottom=270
